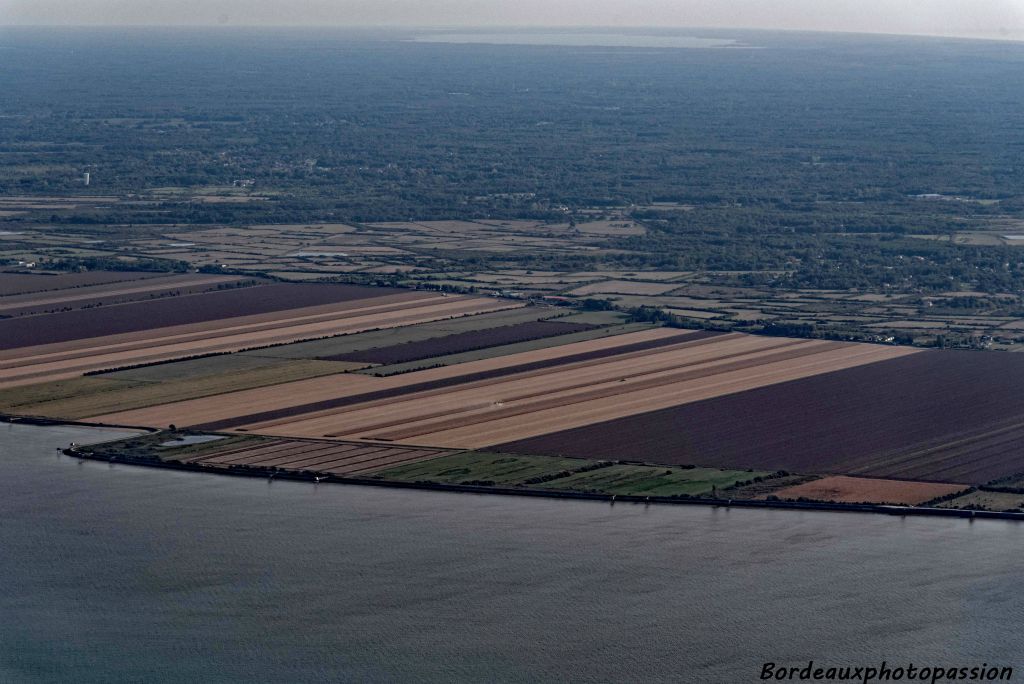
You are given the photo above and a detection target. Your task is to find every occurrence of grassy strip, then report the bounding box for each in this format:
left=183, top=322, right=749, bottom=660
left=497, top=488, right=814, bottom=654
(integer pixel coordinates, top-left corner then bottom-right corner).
left=9, top=359, right=360, bottom=420
left=77, top=430, right=270, bottom=463
left=99, top=353, right=307, bottom=382
left=936, top=490, right=1024, bottom=512
left=0, top=376, right=145, bottom=412
left=373, top=451, right=586, bottom=486
left=372, top=451, right=769, bottom=497
left=534, top=464, right=768, bottom=497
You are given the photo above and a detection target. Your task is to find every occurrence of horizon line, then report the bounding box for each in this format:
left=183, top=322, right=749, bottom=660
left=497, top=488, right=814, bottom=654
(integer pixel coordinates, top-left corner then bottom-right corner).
left=0, top=24, right=1021, bottom=44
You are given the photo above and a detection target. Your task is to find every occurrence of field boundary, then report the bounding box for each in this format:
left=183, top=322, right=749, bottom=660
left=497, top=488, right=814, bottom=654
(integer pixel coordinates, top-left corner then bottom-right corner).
left=49, top=426, right=1024, bottom=523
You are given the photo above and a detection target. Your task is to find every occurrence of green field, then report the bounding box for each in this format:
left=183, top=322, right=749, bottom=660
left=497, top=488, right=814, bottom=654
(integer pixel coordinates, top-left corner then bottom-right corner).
left=3, top=359, right=359, bottom=420
left=936, top=490, right=1023, bottom=512
left=373, top=451, right=767, bottom=497
left=533, top=464, right=767, bottom=497
left=0, top=376, right=141, bottom=413
left=100, top=353, right=326, bottom=382
left=77, top=430, right=269, bottom=463
left=374, top=451, right=586, bottom=485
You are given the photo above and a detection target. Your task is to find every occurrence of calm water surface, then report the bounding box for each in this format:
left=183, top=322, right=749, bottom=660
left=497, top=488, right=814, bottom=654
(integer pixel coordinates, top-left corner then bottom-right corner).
left=412, top=33, right=739, bottom=49
left=2, top=423, right=1023, bottom=683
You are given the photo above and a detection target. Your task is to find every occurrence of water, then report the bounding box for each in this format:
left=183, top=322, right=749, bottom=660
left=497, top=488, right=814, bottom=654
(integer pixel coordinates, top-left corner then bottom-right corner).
left=412, top=33, right=739, bottom=49
left=2, top=423, right=1023, bottom=683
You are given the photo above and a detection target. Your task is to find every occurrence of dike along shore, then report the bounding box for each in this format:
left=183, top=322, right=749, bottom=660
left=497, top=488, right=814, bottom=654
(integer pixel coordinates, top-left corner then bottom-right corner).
left=8, top=413, right=1020, bottom=523
left=55, top=438, right=1024, bottom=523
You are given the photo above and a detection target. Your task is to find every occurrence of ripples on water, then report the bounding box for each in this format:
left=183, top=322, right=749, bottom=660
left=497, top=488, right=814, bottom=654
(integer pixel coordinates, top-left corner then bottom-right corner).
left=1, top=423, right=1022, bottom=683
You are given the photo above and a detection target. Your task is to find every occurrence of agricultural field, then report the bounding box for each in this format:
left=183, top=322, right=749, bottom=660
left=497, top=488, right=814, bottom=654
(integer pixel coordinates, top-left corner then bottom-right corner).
left=0, top=275, right=516, bottom=388
left=568, top=280, right=681, bottom=296
left=148, top=435, right=453, bottom=476
left=374, top=451, right=765, bottom=496
left=0, top=270, right=168, bottom=296
left=359, top=322, right=653, bottom=377
left=936, top=490, right=1024, bottom=512
left=0, top=273, right=253, bottom=317
left=84, top=327, right=703, bottom=429
left=770, top=476, right=968, bottom=506
left=0, top=282, right=408, bottom=349
left=0, top=359, right=363, bottom=420
left=7, top=208, right=1024, bottom=346
left=326, top=319, right=595, bottom=365
left=76, top=429, right=773, bottom=500
left=496, top=348, right=1024, bottom=485
left=5, top=267, right=1024, bottom=510
left=530, top=463, right=766, bottom=497
left=177, top=333, right=913, bottom=448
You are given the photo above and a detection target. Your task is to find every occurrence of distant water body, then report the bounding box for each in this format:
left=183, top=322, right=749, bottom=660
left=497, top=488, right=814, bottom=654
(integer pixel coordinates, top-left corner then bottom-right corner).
left=2, top=423, right=1023, bottom=683
left=412, top=33, right=740, bottom=49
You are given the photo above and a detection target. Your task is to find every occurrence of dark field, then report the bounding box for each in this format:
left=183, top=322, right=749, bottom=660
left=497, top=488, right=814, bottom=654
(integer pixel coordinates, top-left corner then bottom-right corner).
left=0, top=283, right=399, bottom=350
left=496, top=350, right=1024, bottom=484
left=0, top=270, right=164, bottom=296
left=0, top=275, right=252, bottom=317
left=325, top=320, right=595, bottom=365
left=239, top=306, right=555, bottom=360
left=192, top=330, right=718, bottom=431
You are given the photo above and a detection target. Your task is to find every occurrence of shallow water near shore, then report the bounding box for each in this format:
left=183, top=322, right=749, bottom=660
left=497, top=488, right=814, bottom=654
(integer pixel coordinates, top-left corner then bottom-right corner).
left=2, top=422, right=1023, bottom=683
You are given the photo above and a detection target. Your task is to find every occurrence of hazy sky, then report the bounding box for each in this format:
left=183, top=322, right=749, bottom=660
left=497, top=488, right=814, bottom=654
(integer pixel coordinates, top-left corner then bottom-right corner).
left=2, top=0, right=1023, bottom=41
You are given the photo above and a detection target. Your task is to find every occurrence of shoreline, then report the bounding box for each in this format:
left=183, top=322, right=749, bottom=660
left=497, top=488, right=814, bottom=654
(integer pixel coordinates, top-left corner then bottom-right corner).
left=7, top=414, right=1016, bottom=522
left=47, top=435, right=1022, bottom=524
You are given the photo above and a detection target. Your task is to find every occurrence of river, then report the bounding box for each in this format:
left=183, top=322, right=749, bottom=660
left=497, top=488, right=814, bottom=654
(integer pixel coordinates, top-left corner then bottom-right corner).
left=2, top=423, right=1022, bottom=683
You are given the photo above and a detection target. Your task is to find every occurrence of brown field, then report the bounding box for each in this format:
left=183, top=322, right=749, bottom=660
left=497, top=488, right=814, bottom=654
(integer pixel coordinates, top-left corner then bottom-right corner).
left=0, top=273, right=248, bottom=316
left=0, top=292, right=517, bottom=388
left=572, top=220, right=645, bottom=236
left=168, top=438, right=451, bottom=476
left=6, top=359, right=364, bottom=420
left=88, top=327, right=693, bottom=428
left=269, top=337, right=913, bottom=449
left=0, top=283, right=405, bottom=350
left=771, top=476, right=967, bottom=505
left=0, top=270, right=164, bottom=296
left=326, top=320, right=594, bottom=365
left=497, top=349, right=1024, bottom=484
left=568, top=280, right=680, bottom=296
left=91, top=332, right=914, bottom=452
left=0, top=290, right=427, bottom=361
